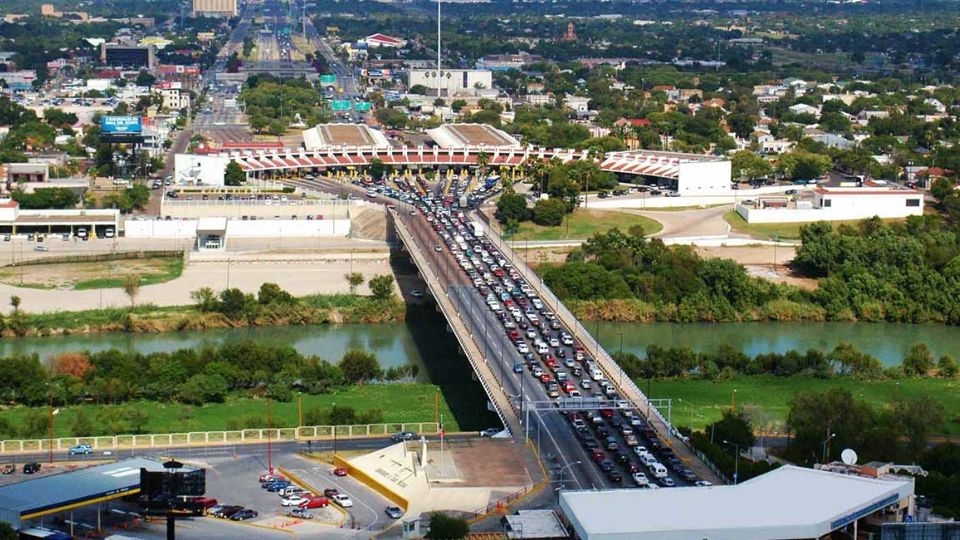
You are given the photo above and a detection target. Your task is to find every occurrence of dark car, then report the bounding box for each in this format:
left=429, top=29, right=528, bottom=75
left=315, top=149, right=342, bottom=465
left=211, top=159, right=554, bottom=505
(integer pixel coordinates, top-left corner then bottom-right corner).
left=681, top=469, right=698, bottom=482
left=323, top=488, right=339, bottom=498
left=605, top=437, right=620, bottom=451
left=659, top=477, right=676, bottom=488
left=599, top=460, right=615, bottom=472
left=212, top=505, right=243, bottom=518
left=390, top=431, right=416, bottom=443
left=607, top=470, right=623, bottom=483
left=385, top=506, right=404, bottom=519
left=22, top=462, right=40, bottom=474
left=230, top=509, right=258, bottom=521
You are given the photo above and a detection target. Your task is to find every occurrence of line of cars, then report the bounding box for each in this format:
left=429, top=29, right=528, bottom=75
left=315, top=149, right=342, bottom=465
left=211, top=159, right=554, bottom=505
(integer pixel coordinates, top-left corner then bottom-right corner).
left=410, top=192, right=705, bottom=489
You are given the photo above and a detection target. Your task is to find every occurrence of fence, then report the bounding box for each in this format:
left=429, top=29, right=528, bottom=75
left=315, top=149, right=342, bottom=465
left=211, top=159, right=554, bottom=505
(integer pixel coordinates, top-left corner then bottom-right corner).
left=4, top=249, right=186, bottom=268
left=0, top=422, right=440, bottom=455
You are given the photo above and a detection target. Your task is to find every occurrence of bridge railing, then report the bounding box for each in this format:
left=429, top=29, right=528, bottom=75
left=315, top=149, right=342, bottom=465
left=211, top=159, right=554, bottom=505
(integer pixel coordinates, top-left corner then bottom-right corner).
left=0, top=422, right=441, bottom=456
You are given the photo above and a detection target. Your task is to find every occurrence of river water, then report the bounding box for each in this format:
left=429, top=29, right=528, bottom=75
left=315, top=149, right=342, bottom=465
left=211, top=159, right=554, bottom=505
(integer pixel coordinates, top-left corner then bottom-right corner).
left=1, top=321, right=958, bottom=368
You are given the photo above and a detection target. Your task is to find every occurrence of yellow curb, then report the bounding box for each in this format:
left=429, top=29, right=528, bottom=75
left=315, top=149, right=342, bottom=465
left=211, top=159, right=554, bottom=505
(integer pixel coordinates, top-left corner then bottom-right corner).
left=277, top=465, right=348, bottom=527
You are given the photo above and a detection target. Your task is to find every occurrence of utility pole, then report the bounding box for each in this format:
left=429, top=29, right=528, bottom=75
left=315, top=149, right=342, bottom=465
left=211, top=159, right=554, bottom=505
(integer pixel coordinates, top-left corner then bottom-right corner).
left=436, top=0, right=442, bottom=101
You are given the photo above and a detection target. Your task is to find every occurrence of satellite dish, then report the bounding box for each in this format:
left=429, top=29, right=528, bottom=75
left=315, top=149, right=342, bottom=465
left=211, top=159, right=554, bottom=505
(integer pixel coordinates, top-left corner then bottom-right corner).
left=841, top=448, right=858, bottom=466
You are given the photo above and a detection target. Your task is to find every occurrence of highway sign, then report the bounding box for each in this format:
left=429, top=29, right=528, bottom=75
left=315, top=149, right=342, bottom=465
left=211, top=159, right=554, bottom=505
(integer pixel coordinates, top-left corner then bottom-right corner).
left=354, top=101, right=372, bottom=112
left=320, top=74, right=337, bottom=84
left=101, top=116, right=142, bottom=134
left=331, top=100, right=352, bottom=111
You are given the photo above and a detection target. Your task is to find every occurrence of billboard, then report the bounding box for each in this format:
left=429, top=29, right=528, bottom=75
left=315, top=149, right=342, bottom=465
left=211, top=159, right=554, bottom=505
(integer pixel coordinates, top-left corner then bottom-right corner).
left=101, top=116, right=142, bottom=134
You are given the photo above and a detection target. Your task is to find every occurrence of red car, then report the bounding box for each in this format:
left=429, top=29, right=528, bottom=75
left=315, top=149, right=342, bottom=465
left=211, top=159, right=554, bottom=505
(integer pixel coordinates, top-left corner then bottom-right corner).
left=333, top=467, right=348, bottom=477
left=539, top=373, right=553, bottom=384
left=259, top=473, right=285, bottom=483
left=600, top=409, right=615, bottom=419
left=300, top=496, right=331, bottom=509
left=507, top=330, right=520, bottom=340
left=591, top=449, right=605, bottom=462
left=188, top=497, right=219, bottom=510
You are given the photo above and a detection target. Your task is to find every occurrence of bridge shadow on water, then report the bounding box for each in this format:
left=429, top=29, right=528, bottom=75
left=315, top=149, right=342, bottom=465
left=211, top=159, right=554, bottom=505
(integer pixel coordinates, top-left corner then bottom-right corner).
left=390, top=245, right=500, bottom=433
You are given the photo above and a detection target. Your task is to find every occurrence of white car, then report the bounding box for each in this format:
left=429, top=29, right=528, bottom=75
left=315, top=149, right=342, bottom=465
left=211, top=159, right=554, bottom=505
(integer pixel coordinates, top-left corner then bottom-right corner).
left=526, top=328, right=537, bottom=339
left=281, top=495, right=309, bottom=507
left=580, top=379, right=592, bottom=390
left=517, top=342, right=530, bottom=354
left=332, top=494, right=353, bottom=508
left=632, top=472, right=649, bottom=486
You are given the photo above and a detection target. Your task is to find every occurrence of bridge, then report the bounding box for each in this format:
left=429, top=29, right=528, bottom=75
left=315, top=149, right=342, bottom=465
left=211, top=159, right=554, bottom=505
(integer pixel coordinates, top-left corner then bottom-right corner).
left=389, top=201, right=724, bottom=489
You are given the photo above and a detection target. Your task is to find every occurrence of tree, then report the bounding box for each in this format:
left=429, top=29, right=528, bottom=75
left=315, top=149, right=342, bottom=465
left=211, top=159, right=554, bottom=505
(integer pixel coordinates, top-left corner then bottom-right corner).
left=19, top=409, right=49, bottom=438
left=52, top=352, right=92, bottom=379
left=257, top=283, right=294, bottom=305
left=0, top=520, right=17, bottom=540
left=532, top=198, right=567, bottom=226
left=451, top=99, right=467, bottom=112
left=339, top=349, right=382, bottom=384
left=224, top=160, right=246, bottom=186
left=178, top=373, right=229, bottom=404
left=707, top=410, right=756, bottom=450
left=938, top=354, right=959, bottom=378
left=777, top=150, right=831, bottom=181
left=9, top=295, right=20, bottom=314
left=123, top=275, right=141, bottom=308
left=897, top=395, right=946, bottom=458
left=495, top=191, right=530, bottom=224
left=368, top=158, right=387, bottom=179
left=931, top=178, right=956, bottom=203
left=786, top=388, right=876, bottom=464
left=731, top=150, right=772, bottom=182
left=345, top=272, right=365, bottom=294
left=425, top=512, right=469, bottom=539
left=70, top=409, right=96, bottom=437
left=191, top=287, right=218, bottom=312
left=903, top=343, right=936, bottom=376
left=368, top=275, right=395, bottom=301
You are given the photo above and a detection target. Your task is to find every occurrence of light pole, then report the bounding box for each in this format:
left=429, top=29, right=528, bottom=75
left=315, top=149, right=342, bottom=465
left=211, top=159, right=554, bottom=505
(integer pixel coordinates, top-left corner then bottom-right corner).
left=618, top=332, right=624, bottom=386
left=821, top=431, right=836, bottom=464
left=555, top=460, right=582, bottom=492
left=723, top=440, right=740, bottom=485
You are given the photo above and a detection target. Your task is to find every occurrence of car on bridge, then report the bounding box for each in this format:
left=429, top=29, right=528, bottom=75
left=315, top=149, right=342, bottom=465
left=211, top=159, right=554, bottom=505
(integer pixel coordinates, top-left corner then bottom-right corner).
left=68, top=444, right=93, bottom=455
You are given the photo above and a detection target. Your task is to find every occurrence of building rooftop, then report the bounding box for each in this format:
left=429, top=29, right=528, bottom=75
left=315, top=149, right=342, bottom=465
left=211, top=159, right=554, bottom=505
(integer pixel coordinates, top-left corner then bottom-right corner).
left=426, top=123, right=520, bottom=148
left=0, top=457, right=191, bottom=528
left=302, top=123, right=390, bottom=150
left=559, top=465, right=914, bottom=540
left=503, top=509, right=569, bottom=539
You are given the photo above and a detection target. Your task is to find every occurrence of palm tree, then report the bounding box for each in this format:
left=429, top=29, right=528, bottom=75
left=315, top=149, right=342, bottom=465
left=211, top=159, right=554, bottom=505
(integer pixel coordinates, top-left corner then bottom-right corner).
left=476, top=151, right=490, bottom=181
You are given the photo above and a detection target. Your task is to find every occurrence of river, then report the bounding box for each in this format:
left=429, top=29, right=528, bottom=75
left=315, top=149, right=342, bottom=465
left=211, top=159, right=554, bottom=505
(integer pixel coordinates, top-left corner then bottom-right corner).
left=593, top=321, right=960, bottom=366
left=1, top=321, right=957, bottom=368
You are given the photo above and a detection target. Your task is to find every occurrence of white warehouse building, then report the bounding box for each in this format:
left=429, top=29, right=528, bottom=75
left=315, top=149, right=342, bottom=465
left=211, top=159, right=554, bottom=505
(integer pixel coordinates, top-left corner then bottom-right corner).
left=599, top=150, right=733, bottom=195
left=407, top=69, right=494, bottom=96
left=559, top=465, right=916, bottom=540
left=736, top=181, right=924, bottom=224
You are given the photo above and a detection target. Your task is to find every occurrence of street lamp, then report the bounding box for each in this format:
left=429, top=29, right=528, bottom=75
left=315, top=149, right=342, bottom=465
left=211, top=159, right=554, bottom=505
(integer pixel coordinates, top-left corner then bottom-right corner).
left=821, top=431, right=836, bottom=464
left=722, top=440, right=740, bottom=485
left=554, top=460, right=582, bottom=491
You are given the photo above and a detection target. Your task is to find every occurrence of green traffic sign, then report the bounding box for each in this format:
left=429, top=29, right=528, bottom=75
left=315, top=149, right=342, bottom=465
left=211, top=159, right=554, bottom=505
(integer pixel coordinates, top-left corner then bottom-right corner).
left=354, top=101, right=372, bottom=112
left=331, top=100, right=352, bottom=111
left=320, top=74, right=337, bottom=84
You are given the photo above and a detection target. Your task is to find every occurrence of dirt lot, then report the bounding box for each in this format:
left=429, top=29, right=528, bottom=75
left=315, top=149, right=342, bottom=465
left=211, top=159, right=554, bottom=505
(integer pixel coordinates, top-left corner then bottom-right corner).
left=441, top=439, right=533, bottom=488
left=0, top=257, right=182, bottom=290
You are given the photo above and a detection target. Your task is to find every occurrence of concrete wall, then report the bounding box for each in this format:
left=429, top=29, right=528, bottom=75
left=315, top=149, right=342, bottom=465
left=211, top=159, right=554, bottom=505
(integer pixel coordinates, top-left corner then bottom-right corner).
left=124, top=218, right=350, bottom=238
left=125, top=219, right=199, bottom=238
left=735, top=201, right=923, bottom=224
left=678, top=160, right=732, bottom=196
left=163, top=200, right=353, bottom=220
left=226, top=219, right=350, bottom=237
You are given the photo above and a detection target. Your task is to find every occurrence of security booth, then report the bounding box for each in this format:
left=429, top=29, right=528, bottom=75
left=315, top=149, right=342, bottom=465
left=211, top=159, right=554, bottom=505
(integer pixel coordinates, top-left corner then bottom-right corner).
left=196, top=217, right=226, bottom=250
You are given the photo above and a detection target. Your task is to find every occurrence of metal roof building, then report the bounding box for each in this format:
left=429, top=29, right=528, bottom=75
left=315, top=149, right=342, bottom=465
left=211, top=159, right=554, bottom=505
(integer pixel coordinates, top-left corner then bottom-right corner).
left=559, top=465, right=915, bottom=540
left=0, top=457, right=183, bottom=530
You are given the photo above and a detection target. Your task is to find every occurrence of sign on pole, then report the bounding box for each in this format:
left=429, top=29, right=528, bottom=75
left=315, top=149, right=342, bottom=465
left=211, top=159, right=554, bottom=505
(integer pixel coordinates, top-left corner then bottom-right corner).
left=331, top=100, right=352, bottom=111
left=320, top=74, right=337, bottom=84
left=354, top=101, right=372, bottom=112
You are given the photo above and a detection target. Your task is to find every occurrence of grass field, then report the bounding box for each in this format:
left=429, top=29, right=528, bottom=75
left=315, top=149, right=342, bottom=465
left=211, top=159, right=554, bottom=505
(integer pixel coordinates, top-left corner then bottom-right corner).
left=0, top=384, right=457, bottom=439
left=73, top=258, right=184, bottom=290
left=0, top=256, right=185, bottom=290
left=723, top=211, right=903, bottom=241
left=508, top=209, right=662, bottom=241
left=648, top=376, right=960, bottom=435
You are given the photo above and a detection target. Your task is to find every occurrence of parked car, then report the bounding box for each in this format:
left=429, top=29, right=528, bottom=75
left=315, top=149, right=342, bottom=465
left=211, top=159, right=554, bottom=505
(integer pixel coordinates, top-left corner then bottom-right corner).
left=333, top=467, right=348, bottom=477
left=286, top=508, right=313, bottom=519
left=68, top=444, right=93, bottom=455
left=22, top=462, right=40, bottom=474
left=281, top=495, right=310, bottom=507
left=479, top=428, right=500, bottom=438
left=385, top=506, right=404, bottom=519
left=212, top=505, right=243, bottom=518
left=1, top=464, right=14, bottom=474
left=187, top=497, right=218, bottom=511
left=230, top=509, right=258, bottom=521
left=300, top=496, right=331, bottom=509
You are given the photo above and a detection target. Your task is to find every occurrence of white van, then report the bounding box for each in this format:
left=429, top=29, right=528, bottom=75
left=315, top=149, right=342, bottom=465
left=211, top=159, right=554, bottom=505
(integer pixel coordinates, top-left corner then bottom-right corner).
left=587, top=362, right=604, bottom=381
left=650, top=463, right=669, bottom=479
left=536, top=341, right=549, bottom=355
